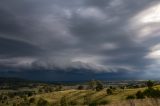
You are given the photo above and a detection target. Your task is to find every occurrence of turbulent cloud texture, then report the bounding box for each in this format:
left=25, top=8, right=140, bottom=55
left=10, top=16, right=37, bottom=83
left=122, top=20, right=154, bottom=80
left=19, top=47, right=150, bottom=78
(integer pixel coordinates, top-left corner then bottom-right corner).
left=0, top=0, right=160, bottom=80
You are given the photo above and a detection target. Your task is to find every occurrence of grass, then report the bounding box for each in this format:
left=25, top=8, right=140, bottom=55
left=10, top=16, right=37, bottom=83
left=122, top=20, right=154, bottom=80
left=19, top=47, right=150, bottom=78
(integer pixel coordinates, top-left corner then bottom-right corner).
left=1, top=85, right=160, bottom=106
left=32, top=87, right=146, bottom=105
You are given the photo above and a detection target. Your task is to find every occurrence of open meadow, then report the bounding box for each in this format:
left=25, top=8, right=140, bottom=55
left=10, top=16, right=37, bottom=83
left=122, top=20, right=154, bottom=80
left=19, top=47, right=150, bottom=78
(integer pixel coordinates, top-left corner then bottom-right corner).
left=0, top=78, right=160, bottom=106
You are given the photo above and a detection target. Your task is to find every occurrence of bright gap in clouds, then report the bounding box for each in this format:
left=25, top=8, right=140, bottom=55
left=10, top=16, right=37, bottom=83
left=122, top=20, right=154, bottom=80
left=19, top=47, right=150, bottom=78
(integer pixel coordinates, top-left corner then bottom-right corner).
left=140, top=4, right=160, bottom=23
left=127, top=2, right=160, bottom=79
left=130, top=3, right=160, bottom=40
left=132, top=3, right=160, bottom=25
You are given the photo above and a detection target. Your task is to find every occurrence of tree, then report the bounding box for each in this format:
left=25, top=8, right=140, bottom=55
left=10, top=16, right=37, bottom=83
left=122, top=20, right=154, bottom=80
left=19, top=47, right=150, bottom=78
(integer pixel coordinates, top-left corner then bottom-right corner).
left=109, top=86, right=113, bottom=89
left=96, top=80, right=103, bottom=91
left=146, top=80, right=154, bottom=89
left=78, top=85, right=84, bottom=90
left=88, top=80, right=97, bottom=90
left=136, top=91, right=145, bottom=99
left=120, top=86, right=125, bottom=91
left=107, top=89, right=113, bottom=95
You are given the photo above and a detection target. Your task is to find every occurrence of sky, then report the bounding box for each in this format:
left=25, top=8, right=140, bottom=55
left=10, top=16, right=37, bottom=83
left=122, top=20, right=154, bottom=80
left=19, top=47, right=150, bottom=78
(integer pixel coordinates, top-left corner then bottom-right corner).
left=0, top=0, right=160, bottom=81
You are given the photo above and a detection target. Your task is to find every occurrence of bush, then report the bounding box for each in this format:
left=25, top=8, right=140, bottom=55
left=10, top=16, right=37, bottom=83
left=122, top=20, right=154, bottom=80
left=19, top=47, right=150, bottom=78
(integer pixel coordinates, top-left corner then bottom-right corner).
left=37, top=98, right=49, bottom=106
left=95, top=81, right=103, bottom=91
left=109, top=86, right=113, bottom=89
left=77, top=85, right=84, bottom=90
left=120, top=86, right=125, bottom=90
left=84, top=95, right=91, bottom=105
left=88, top=80, right=97, bottom=90
left=88, top=100, right=110, bottom=106
left=136, top=91, right=145, bottom=99
left=98, top=100, right=110, bottom=105
left=69, top=101, right=77, bottom=105
left=60, top=96, right=68, bottom=106
left=107, top=89, right=113, bottom=95
left=55, top=85, right=63, bottom=91
left=13, top=103, right=16, bottom=106
left=89, top=101, right=97, bottom=106
left=19, top=101, right=30, bottom=106
left=126, top=95, right=135, bottom=99
left=127, top=87, right=160, bottom=100
left=110, top=86, right=116, bottom=91
left=146, top=80, right=154, bottom=89
left=143, top=88, right=160, bottom=98
left=29, top=97, right=35, bottom=103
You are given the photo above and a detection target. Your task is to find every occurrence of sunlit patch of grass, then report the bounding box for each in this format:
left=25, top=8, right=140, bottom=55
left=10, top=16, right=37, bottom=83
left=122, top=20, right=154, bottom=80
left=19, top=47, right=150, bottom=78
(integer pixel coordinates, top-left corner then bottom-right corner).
left=30, top=85, right=160, bottom=106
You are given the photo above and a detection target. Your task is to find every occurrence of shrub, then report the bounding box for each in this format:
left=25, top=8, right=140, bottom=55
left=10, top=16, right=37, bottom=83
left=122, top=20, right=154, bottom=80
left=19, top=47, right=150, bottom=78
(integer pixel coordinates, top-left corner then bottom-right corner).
left=127, top=87, right=160, bottom=100
left=13, top=103, right=16, bottom=106
left=98, top=100, right=110, bottom=105
left=77, top=85, right=84, bottom=90
left=29, top=97, right=35, bottom=103
left=136, top=90, right=145, bottom=99
left=38, top=89, right=43, bottom=93
left=126, top=95, right=135, bottom=99
left=37, top=98, right=49, bottom=106
left=109, top=86, right=113, bottom=89
left=110, top=86, right=116, bottom=91
left=55, top=85, right=63, bottom=91
left=88, top=80, right=97, bottom=90
left=107, top=89, right=113, bottom=95
left=120, top=86, right=125, bottom=90
left=146, top=80, right=154, bottom=89
left=96, top=81, right=103, bottom=91
left=1, top=100, right=4, bottom=104
left=84, top=95, right=91, bottom=105
left=69, top=101, right=77, bottom=105
left=19, top=101, right=30, bottom=106
left=143, top=88, right=160, bottom=98
left=88, top=101, right=98, bottom=106
left=88, top=100, right=110, bottom=106
left=60, top=96, right=68, bottom=106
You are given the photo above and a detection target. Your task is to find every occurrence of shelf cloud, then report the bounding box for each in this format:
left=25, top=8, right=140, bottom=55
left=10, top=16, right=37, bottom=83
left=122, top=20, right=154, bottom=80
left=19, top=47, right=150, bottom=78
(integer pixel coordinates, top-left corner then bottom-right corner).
left=0, top=0, right=160, bottom=80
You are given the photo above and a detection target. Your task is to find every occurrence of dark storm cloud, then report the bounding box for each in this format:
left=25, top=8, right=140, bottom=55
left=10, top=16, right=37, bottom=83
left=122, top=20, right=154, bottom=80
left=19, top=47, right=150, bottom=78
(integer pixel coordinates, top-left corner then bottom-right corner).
left=68, top=0, right=155, bottom=69
left=0, top=0, right=160, bottom=80
left=0, top=37, right=42, bottom=57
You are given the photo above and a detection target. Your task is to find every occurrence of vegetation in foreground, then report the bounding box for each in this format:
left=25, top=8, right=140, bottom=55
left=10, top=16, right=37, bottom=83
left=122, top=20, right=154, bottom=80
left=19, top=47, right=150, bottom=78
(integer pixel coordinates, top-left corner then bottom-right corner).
left=0, top=78, right=160, bottom=106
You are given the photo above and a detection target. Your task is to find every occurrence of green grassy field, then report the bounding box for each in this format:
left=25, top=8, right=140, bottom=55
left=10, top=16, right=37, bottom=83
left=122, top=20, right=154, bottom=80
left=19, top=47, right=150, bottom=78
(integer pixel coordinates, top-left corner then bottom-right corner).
left=30, top=85, right=160, bottom=106
left=32, top=89, right=141, bottom=104
left=1, top=83, right=160, bottom=106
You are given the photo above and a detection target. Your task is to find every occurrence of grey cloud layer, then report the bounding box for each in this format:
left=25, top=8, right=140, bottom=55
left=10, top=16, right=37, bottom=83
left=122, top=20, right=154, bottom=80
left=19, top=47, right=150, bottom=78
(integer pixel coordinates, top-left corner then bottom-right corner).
left=0, top=0, right=160, bottom=77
